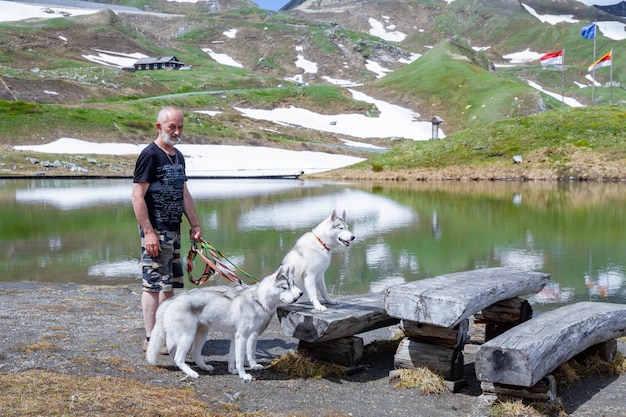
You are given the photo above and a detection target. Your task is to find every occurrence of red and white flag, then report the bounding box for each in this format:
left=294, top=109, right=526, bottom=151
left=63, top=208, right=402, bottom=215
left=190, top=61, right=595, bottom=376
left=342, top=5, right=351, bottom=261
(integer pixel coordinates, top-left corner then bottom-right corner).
left=588, top=50, right=612, bottom=72
left=540, top=50, right=563, bottom=66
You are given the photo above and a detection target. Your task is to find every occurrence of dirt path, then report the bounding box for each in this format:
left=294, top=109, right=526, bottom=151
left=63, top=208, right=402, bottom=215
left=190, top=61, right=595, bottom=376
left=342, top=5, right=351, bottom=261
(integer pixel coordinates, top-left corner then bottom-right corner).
left=1, top=282, right=625, bottom=416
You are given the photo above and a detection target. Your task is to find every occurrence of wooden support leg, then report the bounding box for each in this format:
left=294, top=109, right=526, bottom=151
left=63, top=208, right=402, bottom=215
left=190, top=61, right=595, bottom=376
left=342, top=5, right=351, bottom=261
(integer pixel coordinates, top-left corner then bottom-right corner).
left=481, top=375, right=557, bottom=402
left=400, top=319, right=468, bottom=348
left=394, top=337, right=464, bottom=381
left=575, top=339, right=617, bottom=362
left=470, top=297, right=534, bottom=344
left=298, top=336, right=364, bottom=369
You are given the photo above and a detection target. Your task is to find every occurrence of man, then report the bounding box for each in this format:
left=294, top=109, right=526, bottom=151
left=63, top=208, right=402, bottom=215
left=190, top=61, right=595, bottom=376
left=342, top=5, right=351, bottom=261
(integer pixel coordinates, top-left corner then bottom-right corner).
left=131, top=106, right=204, bottom=352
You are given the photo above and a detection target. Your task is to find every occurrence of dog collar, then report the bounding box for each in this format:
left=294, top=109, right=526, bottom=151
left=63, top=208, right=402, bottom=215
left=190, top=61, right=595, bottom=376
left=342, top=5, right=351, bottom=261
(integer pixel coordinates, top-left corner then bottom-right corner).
left=314, top=234, right=330, bottom=251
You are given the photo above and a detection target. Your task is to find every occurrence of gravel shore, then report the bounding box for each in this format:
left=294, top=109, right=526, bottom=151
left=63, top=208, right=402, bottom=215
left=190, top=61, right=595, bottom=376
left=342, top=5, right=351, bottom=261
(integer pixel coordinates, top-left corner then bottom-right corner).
left=1, top=282, right=625, bottom=417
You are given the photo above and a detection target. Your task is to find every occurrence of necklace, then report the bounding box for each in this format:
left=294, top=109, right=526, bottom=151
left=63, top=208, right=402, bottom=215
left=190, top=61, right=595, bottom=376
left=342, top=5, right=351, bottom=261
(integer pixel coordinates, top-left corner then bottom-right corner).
left=164, top=151, right=178, bottom=165
left=156, top=142, right=178, bottom=165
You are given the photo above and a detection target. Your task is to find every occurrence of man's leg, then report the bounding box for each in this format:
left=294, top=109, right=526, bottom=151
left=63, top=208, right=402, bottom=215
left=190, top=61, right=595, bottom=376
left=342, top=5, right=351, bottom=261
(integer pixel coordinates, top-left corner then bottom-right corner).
left=142, top=290, right=173, bottom=336
left=142, top=290, right=160, bottom=339
left=140, top=229, right=176, bottom=352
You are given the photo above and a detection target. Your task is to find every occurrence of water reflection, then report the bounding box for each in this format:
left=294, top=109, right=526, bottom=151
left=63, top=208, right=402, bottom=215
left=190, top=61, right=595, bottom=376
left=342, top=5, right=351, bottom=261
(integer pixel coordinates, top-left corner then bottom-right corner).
left=13, top=178, right=316, bottom=209
left=529, top=282, right=575, bottom=304
left=587, top=266, right=626, bottom=297
left=238, top=188, right=417, bottom=237
left=2, top=178, right=626, bottom=313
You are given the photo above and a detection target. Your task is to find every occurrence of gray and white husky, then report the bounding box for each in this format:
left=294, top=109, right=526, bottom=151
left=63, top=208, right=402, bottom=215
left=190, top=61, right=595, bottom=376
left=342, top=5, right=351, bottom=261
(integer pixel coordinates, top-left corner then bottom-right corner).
left=146, top=265, right=302, bottom=381
left=280, top=210, right=355, bottom=311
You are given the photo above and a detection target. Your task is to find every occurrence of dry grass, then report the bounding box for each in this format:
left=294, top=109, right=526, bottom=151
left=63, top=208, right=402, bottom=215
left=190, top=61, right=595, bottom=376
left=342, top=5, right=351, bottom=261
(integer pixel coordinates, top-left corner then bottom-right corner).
left=0, top=369, right=261, bottom=417
left=554, top=351, right=626, bottom=387
left=267, top=351, right=346, bottom=379
left=391, top=368, right=446, bottom=395
left=489, top=398, right=544, bottom=417
left=489, top=396, right=566, bottom=417
left=17, top=341, right=56, bottom=352
left=553, top=362, right=580, bottom=386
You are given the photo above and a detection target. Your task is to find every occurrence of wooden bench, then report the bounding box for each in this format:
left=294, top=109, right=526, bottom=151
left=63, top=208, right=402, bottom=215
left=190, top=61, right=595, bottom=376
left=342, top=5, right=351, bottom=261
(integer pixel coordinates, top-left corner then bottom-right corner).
left=277, top=292, right=399, bottom=368
left=475, top=301, right=626, bottom=399
left=384, top=267, right=550, bottom=386
left=384, top=267, right=550, bottom=327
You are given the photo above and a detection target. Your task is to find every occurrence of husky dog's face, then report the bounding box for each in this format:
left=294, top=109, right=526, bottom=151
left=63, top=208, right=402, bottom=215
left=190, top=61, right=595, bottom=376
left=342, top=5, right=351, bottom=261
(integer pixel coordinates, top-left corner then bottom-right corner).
left=275, top=266, right=303, bottom=304
left=332, top=210, right=355, bottom=248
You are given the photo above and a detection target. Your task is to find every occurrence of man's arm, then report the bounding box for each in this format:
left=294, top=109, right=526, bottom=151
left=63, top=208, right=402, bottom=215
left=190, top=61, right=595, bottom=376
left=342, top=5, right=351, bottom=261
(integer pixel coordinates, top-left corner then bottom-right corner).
left=131, top=182, right=160, bottom=257
left=183, top=183, right=203, bottom=241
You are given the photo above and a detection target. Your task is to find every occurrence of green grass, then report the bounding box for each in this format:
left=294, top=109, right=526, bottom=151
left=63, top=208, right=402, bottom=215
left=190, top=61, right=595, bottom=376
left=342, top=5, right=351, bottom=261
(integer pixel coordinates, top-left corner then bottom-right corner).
left=372, top=40, right=540, bottom=128
left=1, top=0, right=625, bottom=180
left=357, top=106, right=626, bottom=170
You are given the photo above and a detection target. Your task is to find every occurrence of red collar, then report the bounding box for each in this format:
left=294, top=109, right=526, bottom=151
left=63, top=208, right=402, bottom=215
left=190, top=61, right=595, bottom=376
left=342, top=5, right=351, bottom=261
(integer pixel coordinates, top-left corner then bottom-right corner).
left=314, top=234, right=330, bottom=251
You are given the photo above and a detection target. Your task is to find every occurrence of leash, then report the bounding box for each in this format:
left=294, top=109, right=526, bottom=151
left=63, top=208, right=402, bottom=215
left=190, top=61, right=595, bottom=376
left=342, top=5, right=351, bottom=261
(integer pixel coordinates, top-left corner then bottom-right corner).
left=186, top=238, right=259, bottom=286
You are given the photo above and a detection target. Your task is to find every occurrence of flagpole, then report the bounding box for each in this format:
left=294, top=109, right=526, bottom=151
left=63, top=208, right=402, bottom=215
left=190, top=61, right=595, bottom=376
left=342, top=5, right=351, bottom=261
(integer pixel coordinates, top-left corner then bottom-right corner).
left=591, top=22, right=597, bottom=106
left=561, top=49, right=565, bottom=107
left=610, top=49, right=613, bottom=105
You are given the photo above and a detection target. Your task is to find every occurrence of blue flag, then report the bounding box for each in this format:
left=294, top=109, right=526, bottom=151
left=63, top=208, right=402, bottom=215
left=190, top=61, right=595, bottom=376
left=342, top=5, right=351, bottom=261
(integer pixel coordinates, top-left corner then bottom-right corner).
left=581, top=23, right=596, bottom=39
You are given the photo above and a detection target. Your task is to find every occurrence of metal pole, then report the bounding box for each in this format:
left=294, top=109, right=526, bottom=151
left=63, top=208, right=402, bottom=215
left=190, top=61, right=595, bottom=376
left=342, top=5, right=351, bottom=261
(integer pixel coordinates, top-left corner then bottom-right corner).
left=610, top=49, right=613, bottom=105
left=561, top=49, right=565, bottom=107
left=592, top=23, right=597, bottom=106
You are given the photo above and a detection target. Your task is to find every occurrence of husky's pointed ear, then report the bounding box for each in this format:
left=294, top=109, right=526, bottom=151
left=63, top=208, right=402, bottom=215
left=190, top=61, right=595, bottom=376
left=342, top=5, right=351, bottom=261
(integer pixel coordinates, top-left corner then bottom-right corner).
left=330, top=209, right=337, bottom=220
left=342, top=210, right=346, bottom=222
left=275, top=264, right=285, bottom=279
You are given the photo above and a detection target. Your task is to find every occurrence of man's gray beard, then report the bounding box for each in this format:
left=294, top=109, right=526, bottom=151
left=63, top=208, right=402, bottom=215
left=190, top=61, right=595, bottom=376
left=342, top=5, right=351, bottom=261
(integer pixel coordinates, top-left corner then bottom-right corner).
left=162, top=132, right=182, bottom=146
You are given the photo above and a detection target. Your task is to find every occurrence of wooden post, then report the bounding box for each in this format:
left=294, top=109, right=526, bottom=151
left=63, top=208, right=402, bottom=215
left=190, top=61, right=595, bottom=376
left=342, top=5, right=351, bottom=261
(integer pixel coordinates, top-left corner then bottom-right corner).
left=394, top=337, right=464, bottom=381
left=393, top=320, right=468, bottom=388
left=481, top=375, right=557, bottom=402
left=298, top=337, right=364, bottom=369
left=478, top=297, right=533, bottom=324
left=470, top=297, right=533, bottom=344
left=400, top=319, right=468, bottom=348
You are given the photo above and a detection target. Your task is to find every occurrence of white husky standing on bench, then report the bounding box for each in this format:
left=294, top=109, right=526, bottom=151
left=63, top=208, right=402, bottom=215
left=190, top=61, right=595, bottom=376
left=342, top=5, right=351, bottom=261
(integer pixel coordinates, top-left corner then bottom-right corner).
left=146, top=265, right=302, bottom=381
left=280, top=210, right=355, bottom=311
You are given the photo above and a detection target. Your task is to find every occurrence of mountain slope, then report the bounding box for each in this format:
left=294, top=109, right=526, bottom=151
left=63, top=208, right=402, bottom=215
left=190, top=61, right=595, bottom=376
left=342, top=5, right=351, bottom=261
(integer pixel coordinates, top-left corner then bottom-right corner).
left=0, top=0, right=624, bottom=148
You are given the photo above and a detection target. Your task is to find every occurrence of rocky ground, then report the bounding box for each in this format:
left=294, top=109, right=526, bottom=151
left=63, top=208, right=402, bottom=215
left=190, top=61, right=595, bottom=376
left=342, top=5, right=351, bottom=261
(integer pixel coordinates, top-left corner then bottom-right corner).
left=1, top=281, right=626, bottom=417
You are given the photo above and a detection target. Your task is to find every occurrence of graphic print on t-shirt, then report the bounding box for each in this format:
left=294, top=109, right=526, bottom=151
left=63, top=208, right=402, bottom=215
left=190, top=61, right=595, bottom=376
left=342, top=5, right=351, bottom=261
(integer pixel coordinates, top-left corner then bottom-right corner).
left=148, top=162, right=185, bottom=230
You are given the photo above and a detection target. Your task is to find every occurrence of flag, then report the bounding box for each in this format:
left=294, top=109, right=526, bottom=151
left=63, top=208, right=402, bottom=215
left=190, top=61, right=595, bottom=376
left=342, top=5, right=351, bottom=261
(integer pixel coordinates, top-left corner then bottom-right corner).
left=540, top=50, right=563, bottom=66
left=581, top=23, right=596, bottom=39
left=588, top=50, right=611, bottom=72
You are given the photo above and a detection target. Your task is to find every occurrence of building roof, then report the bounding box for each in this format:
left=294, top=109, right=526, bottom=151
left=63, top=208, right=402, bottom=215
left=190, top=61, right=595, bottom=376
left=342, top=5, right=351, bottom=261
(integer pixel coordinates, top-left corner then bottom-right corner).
left=134, top=56, right=183, bottom=65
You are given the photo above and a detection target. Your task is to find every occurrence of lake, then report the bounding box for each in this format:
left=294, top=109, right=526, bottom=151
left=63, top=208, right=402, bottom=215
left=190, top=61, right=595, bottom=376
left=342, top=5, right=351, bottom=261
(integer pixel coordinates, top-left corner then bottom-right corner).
left=2, top=178, right=625, bottom=314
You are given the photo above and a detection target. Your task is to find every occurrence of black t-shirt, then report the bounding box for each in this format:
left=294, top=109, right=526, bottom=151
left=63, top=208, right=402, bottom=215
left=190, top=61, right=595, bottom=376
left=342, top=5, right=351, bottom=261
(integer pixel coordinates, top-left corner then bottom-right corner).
left=133, top=142, right=187, bottom=231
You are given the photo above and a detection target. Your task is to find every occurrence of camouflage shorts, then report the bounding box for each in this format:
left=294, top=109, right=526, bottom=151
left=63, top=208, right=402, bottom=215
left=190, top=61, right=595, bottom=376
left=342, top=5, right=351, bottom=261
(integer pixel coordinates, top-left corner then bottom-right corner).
left=139, top=228, right=184, bottom=292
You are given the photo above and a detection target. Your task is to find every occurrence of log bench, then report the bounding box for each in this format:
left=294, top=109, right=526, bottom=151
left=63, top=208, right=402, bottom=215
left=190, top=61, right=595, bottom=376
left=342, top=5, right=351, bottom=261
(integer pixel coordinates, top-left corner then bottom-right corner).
left=475, top=301, right=626, bottom=400
left=277, top=292, right=399, bottom=368
left=384, top=267, right=550, bottom=327
left=384, top=267, right=550, bottom=387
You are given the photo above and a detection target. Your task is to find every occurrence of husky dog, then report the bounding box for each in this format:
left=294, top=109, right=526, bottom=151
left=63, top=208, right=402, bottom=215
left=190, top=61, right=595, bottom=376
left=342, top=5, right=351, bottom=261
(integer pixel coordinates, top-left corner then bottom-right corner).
left=146, top=265, right=302, bottom=381
left=280, top=210, right=355, bottom=311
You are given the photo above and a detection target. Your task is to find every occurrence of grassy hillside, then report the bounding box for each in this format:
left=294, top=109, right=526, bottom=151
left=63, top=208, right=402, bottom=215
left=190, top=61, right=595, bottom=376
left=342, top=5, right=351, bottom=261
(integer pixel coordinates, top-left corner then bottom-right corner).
left=368, top=40, right=545, bottom=132
left=342, top=106, right=626, bottom=181
left=0, top=84, right=372, bottom=145
left=1, top=0, right=625, bottom=180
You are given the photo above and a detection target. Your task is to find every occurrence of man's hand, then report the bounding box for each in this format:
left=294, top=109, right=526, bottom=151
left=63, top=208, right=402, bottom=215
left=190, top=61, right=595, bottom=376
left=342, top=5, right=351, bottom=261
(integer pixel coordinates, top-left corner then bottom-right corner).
left=144, top=230, right=160, bottom=258
left=190, top=225, right=203, bottom=242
